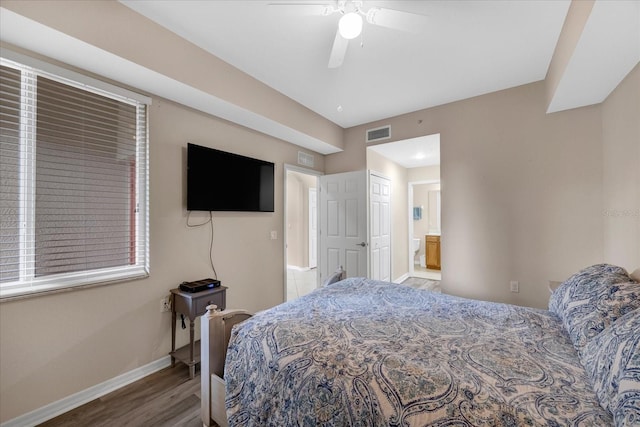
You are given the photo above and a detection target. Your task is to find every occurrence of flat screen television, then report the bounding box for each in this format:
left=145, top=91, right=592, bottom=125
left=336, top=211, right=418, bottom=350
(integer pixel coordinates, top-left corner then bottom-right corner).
left=187, top=143, right=275, bottom=212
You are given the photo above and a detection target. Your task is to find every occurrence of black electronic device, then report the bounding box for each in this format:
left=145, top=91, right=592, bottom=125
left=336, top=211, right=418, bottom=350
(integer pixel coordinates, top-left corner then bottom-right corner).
left=179, top=278, right=221, bottom=293
left=187, top=143, right=275, bottom=212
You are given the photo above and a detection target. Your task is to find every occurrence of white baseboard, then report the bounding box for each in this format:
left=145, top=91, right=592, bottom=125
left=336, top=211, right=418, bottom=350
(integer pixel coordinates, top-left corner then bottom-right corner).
left=287, top=265, right=312, bottom=271
left=393, top=273, right=410, bottom=284
left=1, top=356, right=172, bottom=427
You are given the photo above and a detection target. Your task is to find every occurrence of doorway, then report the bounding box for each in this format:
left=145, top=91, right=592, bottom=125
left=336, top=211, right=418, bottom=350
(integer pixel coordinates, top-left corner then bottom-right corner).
left=366, top=132, right=441, bottom=282
left=284, top=166, right=320, bottom=301
left=408, top=181, right=441, bottom=281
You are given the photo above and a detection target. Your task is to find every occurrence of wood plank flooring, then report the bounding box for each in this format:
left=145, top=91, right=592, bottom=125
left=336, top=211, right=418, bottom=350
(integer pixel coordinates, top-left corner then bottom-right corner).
left=401, top=277, right=441, bottom=292
left=38, top=364, right=216, bottom=427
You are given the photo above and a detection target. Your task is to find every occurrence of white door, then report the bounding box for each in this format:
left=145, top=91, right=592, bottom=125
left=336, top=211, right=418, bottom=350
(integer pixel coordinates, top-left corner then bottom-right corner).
left=319, top=171, right=368, bottom=282
left=369, top=173, right=391, bottom=281
left=308, top=188, right=317, bottom=269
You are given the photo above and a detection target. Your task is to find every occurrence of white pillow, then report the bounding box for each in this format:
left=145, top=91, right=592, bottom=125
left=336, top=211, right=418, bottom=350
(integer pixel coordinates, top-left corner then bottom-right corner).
left=630, top=268, right=640, bottom=282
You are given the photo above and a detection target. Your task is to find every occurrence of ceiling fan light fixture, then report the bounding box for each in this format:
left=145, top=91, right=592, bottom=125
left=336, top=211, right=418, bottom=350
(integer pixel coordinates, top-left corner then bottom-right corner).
left=338, top=12, right=363, bottom=39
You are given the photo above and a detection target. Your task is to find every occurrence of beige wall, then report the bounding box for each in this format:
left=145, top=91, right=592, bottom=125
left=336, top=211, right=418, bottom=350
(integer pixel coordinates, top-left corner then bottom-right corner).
left=331, top=81, right=604, bottom=309
left=326, top=125, right=367, bottom=173
left=602, top=64, right=640, bottom=271
left=0, top=91, right=324, bottom=422
left=408, top=165, right=441, bottom=182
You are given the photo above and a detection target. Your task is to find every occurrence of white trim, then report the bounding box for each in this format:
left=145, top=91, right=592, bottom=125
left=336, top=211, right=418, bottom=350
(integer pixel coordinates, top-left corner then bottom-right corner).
left=0, top=265, right=149, bottom=301
left=286, top=265, right=311, bottom=272
left=137, top=103, right=151, bottom=278
left=308, top=187, right=318, bottom=269
left=393, top=272, right=410, bottom=284
left=368, top=170, right=391, bottom=181
left=0, top=356, right=172, bottom=427
left=283, top=163, right=323, bottom=177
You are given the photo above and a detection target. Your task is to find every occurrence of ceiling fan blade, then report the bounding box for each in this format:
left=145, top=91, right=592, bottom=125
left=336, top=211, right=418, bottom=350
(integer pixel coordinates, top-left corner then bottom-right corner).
left=365, top=7, right=428, bottom=34
left=328, top=27, right=349, bottom=68
left=268, top=3, right=335, bottom=17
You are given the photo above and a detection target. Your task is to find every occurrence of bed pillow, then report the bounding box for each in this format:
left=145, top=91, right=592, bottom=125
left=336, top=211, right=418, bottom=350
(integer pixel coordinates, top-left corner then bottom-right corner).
left=549, top=264, right=630, bottom=317
left=548, top=264, right=639, bottom=354
left=321, top=265, right=346, bottom=287
left=582, top=308, right=640, bottom=426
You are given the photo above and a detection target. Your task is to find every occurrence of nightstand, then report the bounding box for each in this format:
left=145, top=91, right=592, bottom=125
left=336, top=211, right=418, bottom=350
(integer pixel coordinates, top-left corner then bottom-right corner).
left=170, top=286, right=227, bottom=379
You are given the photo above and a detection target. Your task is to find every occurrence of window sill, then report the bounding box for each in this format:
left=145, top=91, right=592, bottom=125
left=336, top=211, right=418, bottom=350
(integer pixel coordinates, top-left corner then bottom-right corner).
left=0, top=266, right=149, bottom=302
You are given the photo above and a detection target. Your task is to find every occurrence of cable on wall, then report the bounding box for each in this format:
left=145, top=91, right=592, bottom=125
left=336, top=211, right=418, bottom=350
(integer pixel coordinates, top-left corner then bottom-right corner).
left=186, top=210, right=218, bottom=280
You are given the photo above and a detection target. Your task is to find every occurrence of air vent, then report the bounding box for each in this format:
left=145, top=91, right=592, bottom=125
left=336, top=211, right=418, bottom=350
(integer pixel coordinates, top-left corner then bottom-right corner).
left=297, top=151, right=315, bottom=168
left=366, top=125, right=391, bottom=143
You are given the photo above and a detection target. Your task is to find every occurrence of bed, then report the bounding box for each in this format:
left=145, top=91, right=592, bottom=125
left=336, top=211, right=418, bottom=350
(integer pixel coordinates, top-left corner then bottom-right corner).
left=201, top=264, right=640, bottom=426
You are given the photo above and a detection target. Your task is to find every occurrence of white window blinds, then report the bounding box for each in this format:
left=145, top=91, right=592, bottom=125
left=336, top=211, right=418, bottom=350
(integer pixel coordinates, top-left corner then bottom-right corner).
left=0, top=57, right=149, bottom=299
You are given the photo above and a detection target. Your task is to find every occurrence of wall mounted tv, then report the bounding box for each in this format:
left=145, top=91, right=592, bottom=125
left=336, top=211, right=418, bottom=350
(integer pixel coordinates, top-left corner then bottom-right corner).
left=187, top=143, right=275, bottom=212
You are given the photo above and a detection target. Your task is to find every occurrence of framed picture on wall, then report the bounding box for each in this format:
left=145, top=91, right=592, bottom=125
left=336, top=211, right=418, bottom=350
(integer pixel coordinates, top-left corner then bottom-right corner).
left=413, top=206, right=422, bottom=220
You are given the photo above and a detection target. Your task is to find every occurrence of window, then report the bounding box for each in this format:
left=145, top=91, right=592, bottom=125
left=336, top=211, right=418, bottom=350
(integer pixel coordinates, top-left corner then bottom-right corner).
left=0, top=52, right=150, bottom=299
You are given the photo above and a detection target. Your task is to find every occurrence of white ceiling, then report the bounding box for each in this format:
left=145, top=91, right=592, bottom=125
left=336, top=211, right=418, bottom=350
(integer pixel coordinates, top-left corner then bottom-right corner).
left=2, top=1, right=637, bottom=167
left=121, top=0, right=572, bottom=129
left=368, top=134, right=440, bottom=168
left=547, top=0, right=640, bottom=113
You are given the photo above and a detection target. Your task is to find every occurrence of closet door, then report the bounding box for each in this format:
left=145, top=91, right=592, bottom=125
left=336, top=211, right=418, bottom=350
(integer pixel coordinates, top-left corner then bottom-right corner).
left=319, top=171, right=368, bottom=282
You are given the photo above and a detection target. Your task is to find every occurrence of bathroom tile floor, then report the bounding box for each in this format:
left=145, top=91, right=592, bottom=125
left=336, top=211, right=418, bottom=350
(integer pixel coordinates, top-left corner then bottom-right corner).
left=412, top=265, right=442, bottom=281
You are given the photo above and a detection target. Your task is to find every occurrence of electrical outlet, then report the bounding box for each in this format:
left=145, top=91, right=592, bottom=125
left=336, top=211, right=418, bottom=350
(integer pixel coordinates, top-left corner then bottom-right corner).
left=160, top=296, right=171, bottom=312
left=510, top=281, right=519, bottom=293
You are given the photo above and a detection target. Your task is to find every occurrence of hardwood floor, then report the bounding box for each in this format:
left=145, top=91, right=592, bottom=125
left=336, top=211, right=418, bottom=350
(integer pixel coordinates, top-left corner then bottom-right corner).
left=401, top=277, right=441, bottom=292
left=38, top=364, right=216, bottom=427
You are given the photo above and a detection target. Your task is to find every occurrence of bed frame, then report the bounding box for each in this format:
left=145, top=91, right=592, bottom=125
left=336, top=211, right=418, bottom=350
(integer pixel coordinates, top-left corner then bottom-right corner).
left=200, top=305, right=252, bottom=427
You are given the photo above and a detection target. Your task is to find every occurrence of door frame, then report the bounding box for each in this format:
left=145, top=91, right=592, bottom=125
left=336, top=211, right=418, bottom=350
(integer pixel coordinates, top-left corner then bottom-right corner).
left=308, top=187, right=317, bottom=269
left=283, top=164, right=322, bottom=301
left=407, top=179, right=440, bottom=278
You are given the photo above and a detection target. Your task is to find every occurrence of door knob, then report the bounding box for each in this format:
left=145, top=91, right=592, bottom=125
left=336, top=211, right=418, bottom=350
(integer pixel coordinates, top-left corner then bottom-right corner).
left=356, top=242, right=367, bottom=247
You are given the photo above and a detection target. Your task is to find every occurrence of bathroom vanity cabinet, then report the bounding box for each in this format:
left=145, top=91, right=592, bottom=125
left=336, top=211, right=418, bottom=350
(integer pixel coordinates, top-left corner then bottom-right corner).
left=425, top=235, right=441, bottom=270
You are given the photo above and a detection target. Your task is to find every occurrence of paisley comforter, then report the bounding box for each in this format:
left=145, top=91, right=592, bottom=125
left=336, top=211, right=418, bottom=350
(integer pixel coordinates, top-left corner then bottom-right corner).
left=224, top=278, right=611, bottom=426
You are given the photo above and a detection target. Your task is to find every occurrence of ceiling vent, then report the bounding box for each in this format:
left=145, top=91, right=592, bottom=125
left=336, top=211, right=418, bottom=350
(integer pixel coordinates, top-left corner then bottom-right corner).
left=366, top=125, right=391, bottom=143
left=297, top=151, right=315, bottom=168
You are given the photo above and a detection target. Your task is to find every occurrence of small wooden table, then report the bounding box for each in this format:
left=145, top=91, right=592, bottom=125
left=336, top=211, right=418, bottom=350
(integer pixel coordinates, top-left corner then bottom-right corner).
left=170, top=286, right=227, bottom=379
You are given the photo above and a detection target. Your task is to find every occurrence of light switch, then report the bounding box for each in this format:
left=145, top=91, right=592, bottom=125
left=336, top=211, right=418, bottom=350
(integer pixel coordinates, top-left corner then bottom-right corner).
left=270, top=230, right=277, bottom=240
left=510, top=281, right=519, bottom=293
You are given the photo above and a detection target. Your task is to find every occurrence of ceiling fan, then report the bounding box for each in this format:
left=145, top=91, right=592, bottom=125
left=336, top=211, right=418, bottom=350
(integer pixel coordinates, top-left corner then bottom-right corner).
left=269, top=1, right=428, bottom=68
